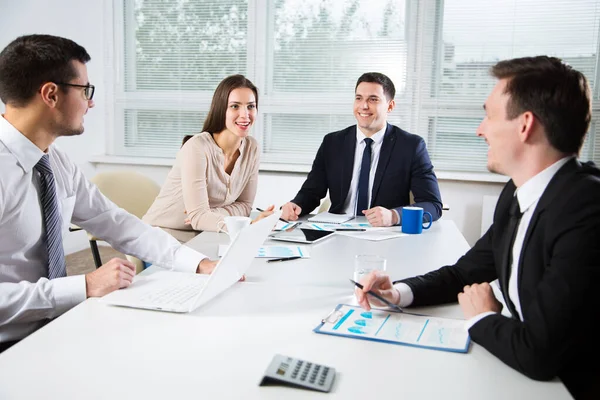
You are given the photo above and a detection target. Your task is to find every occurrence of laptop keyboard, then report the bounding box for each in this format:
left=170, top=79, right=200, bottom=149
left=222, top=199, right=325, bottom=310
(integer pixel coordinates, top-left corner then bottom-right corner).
left=139, top=279, right=207, bottom=306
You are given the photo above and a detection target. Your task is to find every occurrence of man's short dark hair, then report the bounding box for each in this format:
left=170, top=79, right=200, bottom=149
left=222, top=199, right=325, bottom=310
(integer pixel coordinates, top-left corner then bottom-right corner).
left=0, top=34, right=91, bottom=107
left=356, top=72, right=396, bottom=101
left=491, top=56, right=591, bottom=154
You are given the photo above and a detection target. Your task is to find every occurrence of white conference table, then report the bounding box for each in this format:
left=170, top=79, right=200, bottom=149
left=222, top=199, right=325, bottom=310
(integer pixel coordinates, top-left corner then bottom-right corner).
left=0, top=220, right=572, bottom=399
left=186, top=219, right=471, bottom=287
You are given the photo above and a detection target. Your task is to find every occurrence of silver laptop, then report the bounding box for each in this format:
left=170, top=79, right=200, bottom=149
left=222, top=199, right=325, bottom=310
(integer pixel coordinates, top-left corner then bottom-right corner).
left=100, top=212, right=280, bottom=313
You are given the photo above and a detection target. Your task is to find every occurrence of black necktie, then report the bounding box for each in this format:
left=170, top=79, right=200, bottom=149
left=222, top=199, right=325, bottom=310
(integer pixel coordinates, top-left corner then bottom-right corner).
left=500, top=195, right=523, bottom=318
left=356, top=138, right=373, bottom=215
left=35, top=154, right=67, bottom=279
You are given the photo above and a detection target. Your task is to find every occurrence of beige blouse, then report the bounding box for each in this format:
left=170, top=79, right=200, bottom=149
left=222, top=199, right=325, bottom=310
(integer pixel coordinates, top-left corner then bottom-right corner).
left=143, top=132, right=260, bottom=236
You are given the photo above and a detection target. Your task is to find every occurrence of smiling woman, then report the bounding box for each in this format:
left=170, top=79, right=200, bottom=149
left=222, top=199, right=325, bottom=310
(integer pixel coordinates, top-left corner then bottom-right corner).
left=142, top=75, right=271, bottom=242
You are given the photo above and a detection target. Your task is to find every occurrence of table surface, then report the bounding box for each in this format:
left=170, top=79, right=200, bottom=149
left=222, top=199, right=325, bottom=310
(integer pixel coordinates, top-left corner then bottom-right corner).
left=0, top=220, right=572, bottom=399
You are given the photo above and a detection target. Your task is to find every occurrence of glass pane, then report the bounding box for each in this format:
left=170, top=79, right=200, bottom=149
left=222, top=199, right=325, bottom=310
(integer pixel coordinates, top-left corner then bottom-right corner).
left=121, top=110, right=207, bottom=157
left=271, top=0, right=407, bottom=94
left=261, top=110, right=406, bottom=164
left=438, top=0, right=600, bottom=99
left=125, top=0, right=248, bottom=91
left=428, top=117, right=488, bottom=172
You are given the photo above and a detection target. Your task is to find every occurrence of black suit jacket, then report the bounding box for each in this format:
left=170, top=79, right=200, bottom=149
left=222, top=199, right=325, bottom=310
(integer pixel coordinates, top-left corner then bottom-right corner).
left=291, top=124, right=443, bottom=220
left=398, top=158, right=600, bottom=399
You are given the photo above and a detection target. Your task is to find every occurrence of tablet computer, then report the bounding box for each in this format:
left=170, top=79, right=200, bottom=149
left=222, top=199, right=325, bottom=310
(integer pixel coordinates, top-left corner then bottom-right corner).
left=269, top=227, right=335, bottom=244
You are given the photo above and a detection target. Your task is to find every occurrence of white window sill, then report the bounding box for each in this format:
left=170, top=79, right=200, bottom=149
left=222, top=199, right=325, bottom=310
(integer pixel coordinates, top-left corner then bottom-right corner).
left=88, top=155, right=509, bottom=183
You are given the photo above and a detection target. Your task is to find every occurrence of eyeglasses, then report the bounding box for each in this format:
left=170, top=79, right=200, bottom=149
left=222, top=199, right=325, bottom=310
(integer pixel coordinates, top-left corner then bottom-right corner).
left=54, top=82, right=95, bottom=100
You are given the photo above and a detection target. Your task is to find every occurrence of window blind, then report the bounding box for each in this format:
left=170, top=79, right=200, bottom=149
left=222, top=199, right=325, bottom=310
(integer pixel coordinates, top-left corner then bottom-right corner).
left=114, top=0, right=600, bottom=173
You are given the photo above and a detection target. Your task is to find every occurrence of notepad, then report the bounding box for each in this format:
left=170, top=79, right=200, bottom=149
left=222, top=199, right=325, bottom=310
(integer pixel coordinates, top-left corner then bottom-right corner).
left=314, top=304, right=471, bottom=353
left=307, top=212, right=354, bottom=224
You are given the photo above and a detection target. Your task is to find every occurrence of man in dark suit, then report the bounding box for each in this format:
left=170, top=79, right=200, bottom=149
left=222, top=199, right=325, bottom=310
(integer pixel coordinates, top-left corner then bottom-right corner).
left=281, top=72, right=442, bottom=227
left=355, top=56, right=600, bottom=399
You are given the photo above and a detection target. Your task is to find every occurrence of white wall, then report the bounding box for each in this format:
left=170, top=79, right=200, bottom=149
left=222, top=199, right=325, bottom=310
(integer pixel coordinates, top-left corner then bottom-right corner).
left=1, top=0, right=505, bottom=256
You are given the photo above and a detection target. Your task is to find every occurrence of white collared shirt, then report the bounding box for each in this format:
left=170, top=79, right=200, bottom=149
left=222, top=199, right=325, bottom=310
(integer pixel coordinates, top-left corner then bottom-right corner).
left=0, top=116, right=207, bottom=343
left=341, top=124, right=387, bottom=216
left=393, top=157, right=572, bottom=327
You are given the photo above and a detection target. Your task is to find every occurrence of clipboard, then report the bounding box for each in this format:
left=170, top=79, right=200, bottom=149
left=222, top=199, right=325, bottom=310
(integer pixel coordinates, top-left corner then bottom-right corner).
left=314, top=304, right=471, bottom=353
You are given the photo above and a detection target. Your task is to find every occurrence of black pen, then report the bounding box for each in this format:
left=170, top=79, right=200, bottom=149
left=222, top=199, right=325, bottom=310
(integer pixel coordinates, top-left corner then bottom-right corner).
left=350, top=279, right=404, bottom=313
left=256, top=207, right=289, bottom=224
left=267, top=256, right=302, bottom=263
left=334, top=228, right=366, bottom=231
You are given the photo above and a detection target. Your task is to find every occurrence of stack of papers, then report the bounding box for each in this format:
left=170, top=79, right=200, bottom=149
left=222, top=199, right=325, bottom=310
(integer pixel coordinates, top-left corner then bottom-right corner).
left=304, top=222, right=373, bottom=231
left=307, top=212, right=354, bottom=224
left=218, top=245, right=311, bottom=258
left=273, top=220, right=300, bottom=231
left=334, top=229, right=406, bottom=241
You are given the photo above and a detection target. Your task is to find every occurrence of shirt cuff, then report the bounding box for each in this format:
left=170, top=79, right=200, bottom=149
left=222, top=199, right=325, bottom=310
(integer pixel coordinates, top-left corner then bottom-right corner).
left=392, top=209, right=401, bottom=226
left=173, top=244, right=209, bottom=273
left=393, top=282, right=414, bottom=307
left=465, top=311, right=496, bottom=330
left=51, top=275, right=87, bottom=315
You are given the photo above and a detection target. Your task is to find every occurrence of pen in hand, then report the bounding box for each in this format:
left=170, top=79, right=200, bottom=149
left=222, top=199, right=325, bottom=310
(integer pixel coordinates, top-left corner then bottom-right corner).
left=350, top=279, right=403, bottom=313
left=256, top=207, right=289, bottom=224
left=267, top=256, right=302, bottom=263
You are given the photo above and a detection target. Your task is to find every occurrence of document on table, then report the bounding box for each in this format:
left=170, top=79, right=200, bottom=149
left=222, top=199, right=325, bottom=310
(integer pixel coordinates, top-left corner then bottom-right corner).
left=307, top=212, right=354, bottom=224
left=273, top=221, right=300, bottom=231
left=304, top=222, right=373, bottom=231
left=314, top=304, right=470, bottom=353
left=218, top=244, right=310, bottom=258
left=334, top=229, right=407, bottom=241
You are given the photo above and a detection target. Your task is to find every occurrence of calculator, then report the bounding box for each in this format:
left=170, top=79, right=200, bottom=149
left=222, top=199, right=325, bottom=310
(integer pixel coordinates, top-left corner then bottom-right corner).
left=259, top=354, right=336, bottom=393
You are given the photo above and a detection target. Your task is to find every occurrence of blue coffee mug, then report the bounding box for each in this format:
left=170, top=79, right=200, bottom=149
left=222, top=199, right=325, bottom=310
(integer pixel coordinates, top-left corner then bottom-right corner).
left=401, top=206, right=433, bottom=234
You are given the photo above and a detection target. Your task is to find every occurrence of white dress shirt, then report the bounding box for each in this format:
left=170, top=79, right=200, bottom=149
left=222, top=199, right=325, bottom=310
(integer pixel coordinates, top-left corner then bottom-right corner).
left=341, top=125, right=391, bottom=217
left=0, top=116, right=208, bottom=343
left=393, top=157, right=572, bottom=327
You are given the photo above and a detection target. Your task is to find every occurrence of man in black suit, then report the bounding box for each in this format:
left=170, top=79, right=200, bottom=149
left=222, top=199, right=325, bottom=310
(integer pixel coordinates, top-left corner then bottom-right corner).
left=281, top=72, right=442, bottom=226
left=356, top=56, right=600, bottom=399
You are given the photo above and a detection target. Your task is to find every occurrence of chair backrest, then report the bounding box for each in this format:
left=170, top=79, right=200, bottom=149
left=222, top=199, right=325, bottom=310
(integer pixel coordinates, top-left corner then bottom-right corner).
left=90, top=171, right=161, bottom=219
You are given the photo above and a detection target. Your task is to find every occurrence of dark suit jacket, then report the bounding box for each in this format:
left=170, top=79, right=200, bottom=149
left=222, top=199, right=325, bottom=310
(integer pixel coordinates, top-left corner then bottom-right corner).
left=291, top=124, right=443, bottom=220
left=397, top=158, right=600, bottom=399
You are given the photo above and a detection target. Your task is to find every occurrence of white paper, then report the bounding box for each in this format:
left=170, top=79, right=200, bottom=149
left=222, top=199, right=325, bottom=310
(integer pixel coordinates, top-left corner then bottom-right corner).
left=307, top=212, right=354, bottom=224
left=318, top=305, right=470, bottom=352
left=273, top=221, right=301, bottom=231
left=334, top=229, right=407, bottom=241
left=304, top=222, right=373, bottom=231
left=218, top=244, right=311, bottom=258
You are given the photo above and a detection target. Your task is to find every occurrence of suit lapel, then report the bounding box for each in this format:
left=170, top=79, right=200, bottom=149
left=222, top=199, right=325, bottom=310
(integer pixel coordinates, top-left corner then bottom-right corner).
left=516, top=158, right=581, bottom=291
left=340, top=127, right=357, bottom=202
left=371, top=124, right=396, bottom=204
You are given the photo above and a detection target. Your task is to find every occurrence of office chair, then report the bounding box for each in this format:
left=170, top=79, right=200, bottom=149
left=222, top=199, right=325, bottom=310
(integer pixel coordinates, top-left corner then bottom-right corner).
left=71, top=170, right=161, bottom=273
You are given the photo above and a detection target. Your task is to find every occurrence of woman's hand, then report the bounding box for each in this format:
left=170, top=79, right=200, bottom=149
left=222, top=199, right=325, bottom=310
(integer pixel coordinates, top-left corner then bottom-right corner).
left=252, top=204, right=275, bottom=223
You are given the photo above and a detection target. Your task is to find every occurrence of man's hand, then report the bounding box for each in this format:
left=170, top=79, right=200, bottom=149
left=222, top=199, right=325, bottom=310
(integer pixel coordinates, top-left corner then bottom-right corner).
left=253, top=204, right=275, bottom=223
left=281, top=202, right=302, bottom=221
left=85, top=258, right=136, bottom=298
left=457, top=283, right=502, bottom=319
left=363, top=206, right=398, bottom=227
left=355, top=270, right=400, bottom=311
left=197, top=258, right=218, bottom=274
left=197, top=258, right=246, bottom=281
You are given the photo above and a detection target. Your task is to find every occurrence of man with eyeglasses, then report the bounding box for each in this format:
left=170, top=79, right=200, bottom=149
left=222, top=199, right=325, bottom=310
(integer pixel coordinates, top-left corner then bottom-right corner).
left=0, top=34, right=218, bottom=353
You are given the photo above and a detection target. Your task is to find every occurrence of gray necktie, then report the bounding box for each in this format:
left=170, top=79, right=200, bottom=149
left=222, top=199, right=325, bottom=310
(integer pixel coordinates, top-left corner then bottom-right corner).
left=35, top=154, right=67, bottom=279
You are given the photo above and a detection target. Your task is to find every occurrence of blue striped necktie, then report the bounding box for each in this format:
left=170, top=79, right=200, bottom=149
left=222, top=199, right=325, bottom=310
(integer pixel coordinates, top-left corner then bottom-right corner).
left=356, top=138, right=374, bottom=215
left=35, top=154, right=67, bottom=279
